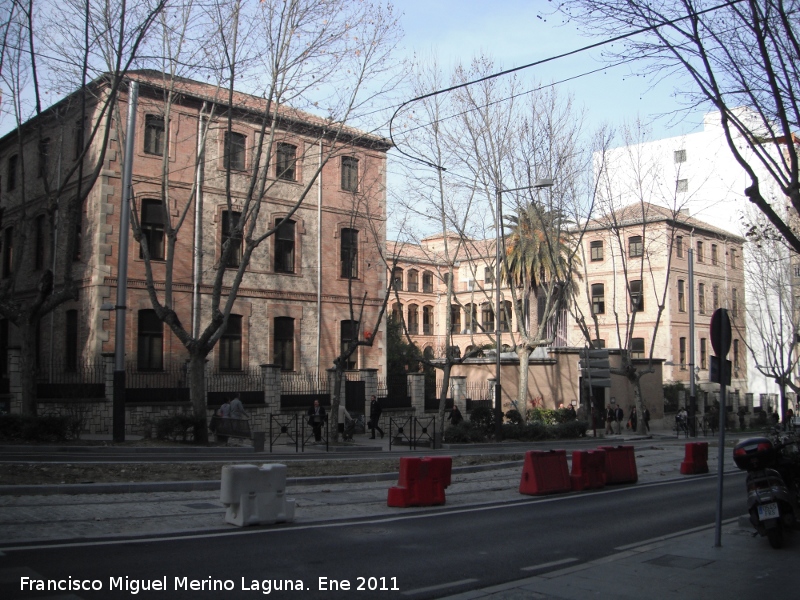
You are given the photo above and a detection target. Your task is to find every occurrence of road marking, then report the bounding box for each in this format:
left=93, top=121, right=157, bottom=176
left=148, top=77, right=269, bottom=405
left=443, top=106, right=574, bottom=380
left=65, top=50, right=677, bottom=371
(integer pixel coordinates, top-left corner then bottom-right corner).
left=401, top=578, right=478, bottom=595
left=614, top=516, right=740, bottom=551
left=520, top=557, right=579, bottom=572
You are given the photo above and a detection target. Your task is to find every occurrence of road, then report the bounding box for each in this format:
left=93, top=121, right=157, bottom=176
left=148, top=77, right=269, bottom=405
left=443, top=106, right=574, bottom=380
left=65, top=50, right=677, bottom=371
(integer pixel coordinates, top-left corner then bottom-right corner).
left=0, top=472, right=745, bottom=599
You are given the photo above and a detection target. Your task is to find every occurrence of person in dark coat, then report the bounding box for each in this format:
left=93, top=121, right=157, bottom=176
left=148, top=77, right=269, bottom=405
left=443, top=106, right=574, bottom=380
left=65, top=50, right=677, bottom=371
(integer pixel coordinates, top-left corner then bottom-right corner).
left=643, top=407, right=651, bottom=432
left=615, top=405, right=624, bottom=434
left=307, top=399, right=326, bottom=442
left=629, top=406, right=638, bottom=431
left=449, top=405, right=464, bottom=426
left=605, top=406, right=615, bottom=434
left=369, top=395, right=384, bottom=439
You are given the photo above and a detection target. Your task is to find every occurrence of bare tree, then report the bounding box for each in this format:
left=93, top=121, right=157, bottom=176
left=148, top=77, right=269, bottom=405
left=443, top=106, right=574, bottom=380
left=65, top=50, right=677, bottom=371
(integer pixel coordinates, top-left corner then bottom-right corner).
left=130, top=0, right=401, bottom=441
left=0, top=0, right=167, bottom=415
left=738, top=210, right=800, bottom=423
left=558, top=0, right=800, bottom=252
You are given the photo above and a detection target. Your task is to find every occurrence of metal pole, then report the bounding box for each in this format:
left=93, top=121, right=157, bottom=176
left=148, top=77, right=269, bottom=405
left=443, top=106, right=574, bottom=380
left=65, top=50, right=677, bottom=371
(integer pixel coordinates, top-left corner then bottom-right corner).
left=495, top=189, right=503, bottom=442
left=113, top=80, right=138, bottom=442
left=688, top=248, right=696, bottom=437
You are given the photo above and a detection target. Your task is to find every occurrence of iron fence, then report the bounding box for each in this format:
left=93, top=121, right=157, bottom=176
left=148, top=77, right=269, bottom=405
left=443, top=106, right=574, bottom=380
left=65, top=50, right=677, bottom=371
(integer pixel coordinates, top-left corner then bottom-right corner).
left=125, top=360, right=190, bottom=403
left=208, top=366, right=263, bottom=406
left=280, top=371, right=330, bottom=409
left=37, top=360, right=105, bottom=399
left=377, top=375, right=411, bottom=409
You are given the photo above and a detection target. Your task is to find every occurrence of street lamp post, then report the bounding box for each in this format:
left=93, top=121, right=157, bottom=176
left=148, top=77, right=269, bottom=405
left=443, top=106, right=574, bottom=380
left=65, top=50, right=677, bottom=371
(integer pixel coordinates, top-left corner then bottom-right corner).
left=495, top=178, right=554, bottom=442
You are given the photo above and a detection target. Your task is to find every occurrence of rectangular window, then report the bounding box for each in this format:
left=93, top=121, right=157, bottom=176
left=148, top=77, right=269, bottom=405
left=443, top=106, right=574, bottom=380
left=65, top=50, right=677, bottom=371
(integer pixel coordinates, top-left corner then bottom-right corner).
left=221, top=210, right=242, bottom=268
left=730, top=248, right=737, bottom=269
left=2, top=227, right=13, bottom=278
left=676, top=236, right=684, bottom=258
left=630, top=279, right=643, bottom=312
left=734, top=339, right=740, bottom=370
left=481, top=303, right=494, bottom=333
left=140, top=200, right=165, bottom=260
left=593, top=339, right=606, bottom=349
left=276, top=143, right=297, bottom=181
left=629, top=236, right=643, bottom=258
left=484, top=266, right=494, bottom=284
left=65, top=309, right=78, bottom=372
left=407, top=304, right=419, bottom=335
left=732, top=288, right=738, bottom=317
left=700, top=338, right=707, bottom=369
left=677, top=179, right=688, bottom=193
left=274, top=219, right=295, bottom=273
left=38, top=138, right=50, bottom=178
left=34, top=214, right=45, bottom=270
left=679, top=337, right=686, bottom=370
left=711, top=244, right=718, bottom=265
left=591, top=283, right=605, bottom=315
left=274, top=317, right=294, bottom=371
left=74, top=120, right=85, bottom=161
left=341, top=156, right=359, bottom=192
left=422, top=271, right=434, bottom=293
left=340, top=228, right=358, bottom=278
left=712, top=284, right=719, bottom=310
left=137, top=310, right=163, bottom=371
left=144, top=115, right=165, bottom=156
left=219, top=315, right=242, bottom=371
left=7, top=155, right=17, bottom=191
left=450, top=305, right=461, bottom=334
left=630, top=337, right=645, bottom=359
left=674, top=149, right=687, bottom=163
left=698, top=283, right=706, bottom=314
left=696, top=240, right=704, bottom=263
left=224, top=131, right=246, bottom=170
left=590, top=240, right=603, bottom=261
left=340, top=320, right=359, bottom=369
left=678, top=279, right=686, bottom=312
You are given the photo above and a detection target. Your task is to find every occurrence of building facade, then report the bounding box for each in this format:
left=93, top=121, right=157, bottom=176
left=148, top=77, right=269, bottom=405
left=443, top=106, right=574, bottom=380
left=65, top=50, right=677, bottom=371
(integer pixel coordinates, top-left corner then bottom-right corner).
left=569, top=202, right=748, bottom=408
left=0, top=71, right=389, bottom=391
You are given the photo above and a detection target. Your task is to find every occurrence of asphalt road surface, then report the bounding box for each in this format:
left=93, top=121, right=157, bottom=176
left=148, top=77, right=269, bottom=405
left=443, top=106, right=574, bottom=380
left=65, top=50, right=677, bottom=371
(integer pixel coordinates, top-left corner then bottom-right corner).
left=0, top=472, right=746, bottom=599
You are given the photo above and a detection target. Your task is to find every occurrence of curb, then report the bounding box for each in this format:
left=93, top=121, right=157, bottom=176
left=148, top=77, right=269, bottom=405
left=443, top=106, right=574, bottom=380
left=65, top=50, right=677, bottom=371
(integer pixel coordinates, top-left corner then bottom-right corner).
left=0, top=461, right=523, bottom=496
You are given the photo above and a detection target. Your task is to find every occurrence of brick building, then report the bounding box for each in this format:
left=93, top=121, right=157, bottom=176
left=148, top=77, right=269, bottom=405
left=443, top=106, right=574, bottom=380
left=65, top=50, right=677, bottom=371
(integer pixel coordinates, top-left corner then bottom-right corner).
left=0, top=71, right=389, bottom=389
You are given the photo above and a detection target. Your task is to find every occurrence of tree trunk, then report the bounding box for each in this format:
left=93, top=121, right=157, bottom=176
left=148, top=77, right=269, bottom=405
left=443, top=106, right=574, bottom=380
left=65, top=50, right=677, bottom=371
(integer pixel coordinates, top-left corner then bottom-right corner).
left=779, top=379, right=788, bottom=427
left=517, top=347, right=531, bottom=424
left=437, top=362, right=452, bottom=446
left=634, top=375, right=645, bottom=435
left=20, top=321, right=39, bottom=417
left=189, top=353, right=208, bottom=444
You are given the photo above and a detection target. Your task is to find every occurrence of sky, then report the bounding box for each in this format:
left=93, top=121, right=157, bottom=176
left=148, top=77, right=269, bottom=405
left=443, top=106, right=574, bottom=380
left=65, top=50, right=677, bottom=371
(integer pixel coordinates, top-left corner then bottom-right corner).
left=393, top=0, right=706, bottom=141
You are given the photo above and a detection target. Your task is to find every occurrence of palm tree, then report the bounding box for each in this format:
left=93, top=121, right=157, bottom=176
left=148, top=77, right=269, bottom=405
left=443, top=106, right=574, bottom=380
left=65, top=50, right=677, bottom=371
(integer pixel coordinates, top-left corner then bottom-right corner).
left=503, top=202, right=580, bottom=420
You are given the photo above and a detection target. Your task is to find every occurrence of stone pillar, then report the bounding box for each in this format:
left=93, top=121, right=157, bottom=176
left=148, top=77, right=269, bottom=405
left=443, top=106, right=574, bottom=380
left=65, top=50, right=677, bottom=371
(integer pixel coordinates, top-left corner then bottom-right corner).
left=450, top=375, right=467, bottom=414
left=360, top=368, right=378, bottom=415
left=408, top=372, right=425, bottom=415
left=261, top=364, right=281, bottom=414
left=102, top=353, right=115, bottom=402
left=7, top=347, right=21, bottom=414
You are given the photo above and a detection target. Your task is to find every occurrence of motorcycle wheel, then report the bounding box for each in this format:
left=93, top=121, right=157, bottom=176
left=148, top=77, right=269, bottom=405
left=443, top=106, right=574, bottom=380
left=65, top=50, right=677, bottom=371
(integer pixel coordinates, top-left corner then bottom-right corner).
left=767, top=526, right=784, bottom=549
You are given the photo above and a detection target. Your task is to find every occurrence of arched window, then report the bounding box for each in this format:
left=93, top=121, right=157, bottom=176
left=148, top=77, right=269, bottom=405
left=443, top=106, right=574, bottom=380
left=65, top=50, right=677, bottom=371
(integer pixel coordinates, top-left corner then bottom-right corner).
left=450, top=305, right=461, bottom=334
left=481, top=303, right=494, bottom=332
left=392, top=267, right=404, bottom=291
left=407, top=269, right=419, bottom=292
left=422, top=271, right=434, bottom=293
left=407, top=304, right=419, bottom=334
left=391, top=302, right=403, bottom=323
left=422, top=306, right=434, bottom=334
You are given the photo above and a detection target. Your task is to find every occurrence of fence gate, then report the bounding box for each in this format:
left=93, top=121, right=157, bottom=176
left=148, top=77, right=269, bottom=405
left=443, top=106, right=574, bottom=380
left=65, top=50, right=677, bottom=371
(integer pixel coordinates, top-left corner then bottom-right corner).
left=345, top=379, right=365, bottom=414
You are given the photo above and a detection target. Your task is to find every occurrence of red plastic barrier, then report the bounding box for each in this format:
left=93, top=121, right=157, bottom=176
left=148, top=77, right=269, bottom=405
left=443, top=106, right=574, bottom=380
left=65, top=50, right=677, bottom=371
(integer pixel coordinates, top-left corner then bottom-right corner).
left=387, top=456, right=452, bottom=507
left=570, top=449, right=607, bottom=491
left=598, top=445, right=638, bottom=484
left=519, top=450, right=571, bottom=496
left=680, top=442, right=709, bottom=474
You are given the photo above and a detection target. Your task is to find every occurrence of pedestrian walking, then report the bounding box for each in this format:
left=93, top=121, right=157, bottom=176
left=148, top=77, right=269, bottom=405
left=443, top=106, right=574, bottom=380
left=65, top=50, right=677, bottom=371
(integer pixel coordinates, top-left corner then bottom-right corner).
left=448, top=405, right=464, bottom=426
left=615, top=405, right=624, bottom=434
left=605, top=406, right=615, bottom=434
left=369, top=395, right=384, bottom=439
left=337, top=403, right=352, bottom=438
left=629, top=406, right=638, bottom=432
left=307, top=399, right=326, bottom=442
left=229, top=393, right=248, bottom=420
left=643, top=407, right=651, bottom=432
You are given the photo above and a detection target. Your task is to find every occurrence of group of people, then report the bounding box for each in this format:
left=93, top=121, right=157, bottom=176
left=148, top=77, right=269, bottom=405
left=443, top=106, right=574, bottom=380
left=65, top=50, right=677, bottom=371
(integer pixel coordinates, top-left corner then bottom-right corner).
left=605, top=404, right=650, bottom=434
left=305, top=394, right=385, bottom=443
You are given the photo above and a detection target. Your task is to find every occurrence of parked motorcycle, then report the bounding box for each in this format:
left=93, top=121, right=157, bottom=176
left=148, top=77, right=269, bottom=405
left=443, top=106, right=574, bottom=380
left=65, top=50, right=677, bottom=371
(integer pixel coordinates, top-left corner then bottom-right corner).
left=733, top=429, right=800, bottom=548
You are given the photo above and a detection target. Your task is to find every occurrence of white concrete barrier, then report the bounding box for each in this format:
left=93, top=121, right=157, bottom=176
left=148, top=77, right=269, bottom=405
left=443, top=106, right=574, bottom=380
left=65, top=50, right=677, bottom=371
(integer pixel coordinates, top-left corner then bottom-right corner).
left=220, top=464, right=296, bottom=527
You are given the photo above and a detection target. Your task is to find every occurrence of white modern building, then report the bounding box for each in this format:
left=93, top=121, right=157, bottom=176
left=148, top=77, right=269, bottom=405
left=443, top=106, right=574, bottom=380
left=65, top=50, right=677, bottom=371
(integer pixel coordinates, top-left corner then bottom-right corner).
left=599, top=108, right=789, bottom=410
